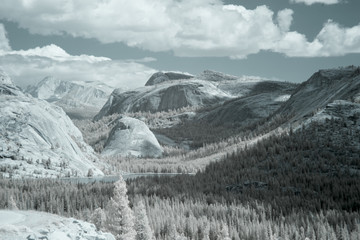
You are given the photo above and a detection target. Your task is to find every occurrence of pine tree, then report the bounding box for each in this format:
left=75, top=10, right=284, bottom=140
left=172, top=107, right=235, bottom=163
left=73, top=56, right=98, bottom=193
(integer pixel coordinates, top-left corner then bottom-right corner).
left=134, top=201, right=154, bottom=240
left=105, top=176, right=136, bottom=240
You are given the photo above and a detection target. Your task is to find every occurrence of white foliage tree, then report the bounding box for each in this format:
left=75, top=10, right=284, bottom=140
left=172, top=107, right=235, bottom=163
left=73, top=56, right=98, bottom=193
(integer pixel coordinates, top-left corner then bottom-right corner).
left=169, top=223, right=187, bottom=240
left=105, top=176, right=136, bottom=240
left=134, top=200, right=154, bottom=240
left=91, top=207, right=107, bottom=231
left=218, top=222, right=231, bottom=240
left=8, top=195, right=18, bottom=210
left=201, top=220, right=210, bottom=240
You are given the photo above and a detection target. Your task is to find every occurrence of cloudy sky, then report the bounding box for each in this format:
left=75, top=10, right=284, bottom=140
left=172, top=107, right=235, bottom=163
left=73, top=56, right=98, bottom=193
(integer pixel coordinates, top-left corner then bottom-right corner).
left=0, top=0, right=359, bottom=89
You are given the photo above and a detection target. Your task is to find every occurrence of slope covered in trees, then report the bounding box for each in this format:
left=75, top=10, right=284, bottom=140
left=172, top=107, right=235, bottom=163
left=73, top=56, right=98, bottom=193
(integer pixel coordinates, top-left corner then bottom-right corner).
left=129, top=118, right=360, bottom=213
left=126, top=118, right=360, bottom=239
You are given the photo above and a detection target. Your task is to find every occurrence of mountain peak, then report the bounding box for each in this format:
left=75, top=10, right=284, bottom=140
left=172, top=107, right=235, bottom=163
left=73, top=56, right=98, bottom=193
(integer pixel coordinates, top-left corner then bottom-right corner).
left=145, top=71, right=194, bottom=86
left=197, top=70, right=238, bottom=81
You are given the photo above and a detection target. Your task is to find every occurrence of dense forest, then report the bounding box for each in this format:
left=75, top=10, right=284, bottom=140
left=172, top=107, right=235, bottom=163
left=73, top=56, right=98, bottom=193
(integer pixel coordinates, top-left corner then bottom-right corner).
left=129, top=119, right=360, bottom=214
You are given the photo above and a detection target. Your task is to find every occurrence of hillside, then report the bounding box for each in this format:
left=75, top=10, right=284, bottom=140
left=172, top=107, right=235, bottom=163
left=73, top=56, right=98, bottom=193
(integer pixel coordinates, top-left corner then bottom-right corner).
left=276, top=66, right=360, bottom=123
left=195, top=80, right=296, bottom=128
left=153, top=80, right=297, bottom=148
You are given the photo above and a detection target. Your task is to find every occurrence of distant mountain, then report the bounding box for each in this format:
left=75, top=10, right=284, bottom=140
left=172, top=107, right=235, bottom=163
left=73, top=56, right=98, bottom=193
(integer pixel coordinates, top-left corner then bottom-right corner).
left=94, top=70, right=275, bottom=121
left=145, top=71, right=194, bottom=86
left=197, top=70, right=239, bottom=82
left=0, top=73, right=104, bottom=178
left=276, top=66, right=360, bottom=123
left=94, top=77, right=235, bottom=121
left=102, top=116, right=163, bottom=158
left=26, top=76, right=113, bottom=119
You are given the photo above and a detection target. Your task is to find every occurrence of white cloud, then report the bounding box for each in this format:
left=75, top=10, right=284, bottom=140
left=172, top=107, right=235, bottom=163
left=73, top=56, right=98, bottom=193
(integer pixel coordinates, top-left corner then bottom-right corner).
left=275, top=21, right=360, bottom=57
left=0, top=0, right=358, bottom=59
left=0, top=24, right=156, bottom=89
left=290, top=0, right=340, bottom=5
left=0, top=24, right=10, bottom=51
left=0, top=54, right=156, bottom=89
left=0, top=44, right=110, bottom=63
left=277, top=9, right=294, bottom=32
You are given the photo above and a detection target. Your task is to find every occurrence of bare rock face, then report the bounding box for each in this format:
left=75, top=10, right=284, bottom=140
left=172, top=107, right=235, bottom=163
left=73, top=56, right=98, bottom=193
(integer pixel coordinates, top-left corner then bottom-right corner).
left=145, top=71, right=193, bottom=86
left=102, top=117, right=163, bottom=158
left=0, top=73, right=103, bottom=178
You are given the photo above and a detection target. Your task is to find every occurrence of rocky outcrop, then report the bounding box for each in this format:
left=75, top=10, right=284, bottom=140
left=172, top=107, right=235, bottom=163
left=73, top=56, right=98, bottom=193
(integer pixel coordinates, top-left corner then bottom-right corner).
left=102, top=117, right=163, bottom=158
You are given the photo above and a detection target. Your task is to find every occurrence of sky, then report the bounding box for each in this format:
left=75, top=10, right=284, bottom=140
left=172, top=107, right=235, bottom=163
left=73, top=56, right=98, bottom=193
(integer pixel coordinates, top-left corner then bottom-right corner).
left=0, top=0, right=359, bottom=89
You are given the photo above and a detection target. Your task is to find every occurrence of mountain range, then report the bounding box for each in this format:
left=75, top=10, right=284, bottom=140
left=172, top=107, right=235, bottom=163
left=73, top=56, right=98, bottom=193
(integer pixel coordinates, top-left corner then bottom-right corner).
left=1, top=66, right=360, bottom=178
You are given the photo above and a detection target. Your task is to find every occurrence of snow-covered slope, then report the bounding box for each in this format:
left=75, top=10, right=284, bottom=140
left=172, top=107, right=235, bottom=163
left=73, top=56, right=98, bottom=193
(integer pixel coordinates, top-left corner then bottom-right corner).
left=0, top=210, right=115, bottom=240
left=26, top=76, right=113, bottom=119
left=94, top=79, right=233, bottom=120
left=102, top=117, right=163, bottom=158
left=277, top=66, right=360, bottom=123
left=0, top=76, right=103, bottom=178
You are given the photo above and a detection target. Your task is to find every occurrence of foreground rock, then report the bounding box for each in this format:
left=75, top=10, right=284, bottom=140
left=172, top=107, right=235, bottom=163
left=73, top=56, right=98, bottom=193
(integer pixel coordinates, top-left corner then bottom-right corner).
left=0, top=210, right=115, bottom=240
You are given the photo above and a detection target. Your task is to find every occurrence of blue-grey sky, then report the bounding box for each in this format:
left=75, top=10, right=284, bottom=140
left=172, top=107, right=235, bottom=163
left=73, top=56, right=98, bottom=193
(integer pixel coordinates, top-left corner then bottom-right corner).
left=0, top=0, right=359, bottom=88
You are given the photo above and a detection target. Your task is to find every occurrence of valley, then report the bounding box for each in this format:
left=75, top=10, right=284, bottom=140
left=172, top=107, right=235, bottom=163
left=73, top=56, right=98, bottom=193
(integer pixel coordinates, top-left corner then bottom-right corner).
left=1, top=66, right=360, bottom=239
